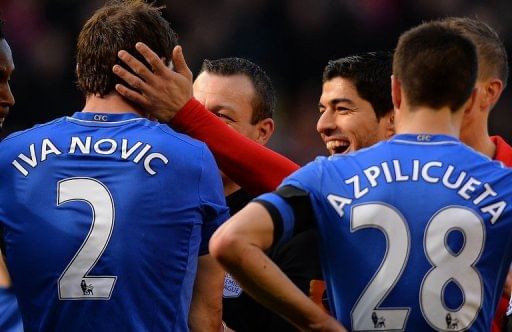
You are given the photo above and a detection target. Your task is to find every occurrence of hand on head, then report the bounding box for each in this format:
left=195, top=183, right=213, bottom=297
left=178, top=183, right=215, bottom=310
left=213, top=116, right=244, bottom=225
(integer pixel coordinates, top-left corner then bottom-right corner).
left=113, top=42, right=193, bottom=123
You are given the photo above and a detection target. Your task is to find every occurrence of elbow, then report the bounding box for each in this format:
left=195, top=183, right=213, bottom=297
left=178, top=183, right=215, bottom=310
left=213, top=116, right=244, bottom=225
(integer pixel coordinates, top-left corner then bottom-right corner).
left=209, top=229, right=243, bottom=269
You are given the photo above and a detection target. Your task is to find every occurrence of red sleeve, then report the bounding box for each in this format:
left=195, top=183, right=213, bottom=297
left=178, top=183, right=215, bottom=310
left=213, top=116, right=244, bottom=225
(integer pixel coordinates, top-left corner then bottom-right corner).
left=491, top=294, right=508, bottom=332
left=170, top=98, right=300, bottom=195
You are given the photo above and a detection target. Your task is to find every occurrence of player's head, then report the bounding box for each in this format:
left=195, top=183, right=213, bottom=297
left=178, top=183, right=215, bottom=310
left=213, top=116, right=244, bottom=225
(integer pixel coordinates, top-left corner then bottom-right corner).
left=0, top=18, right=15, bottom=129
left=194, top=57, right=275, bottom=144
left=438, top=17, right=508, bottom=145
left=317, top=51, right=394, bottom=155
left=76, top=0, right=177, bottom=98
left=440, top=17, right=508, bottom=89
left=392, top=21, right=478, bottom=115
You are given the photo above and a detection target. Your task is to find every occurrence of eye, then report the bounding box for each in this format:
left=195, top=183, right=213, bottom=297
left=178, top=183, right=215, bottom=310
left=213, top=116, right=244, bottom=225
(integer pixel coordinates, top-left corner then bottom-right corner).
left=216, top=112, right=235, bottom=122
left=335, top=106, right=351, bottom=113
left=335, top=105, right=357, bottom=114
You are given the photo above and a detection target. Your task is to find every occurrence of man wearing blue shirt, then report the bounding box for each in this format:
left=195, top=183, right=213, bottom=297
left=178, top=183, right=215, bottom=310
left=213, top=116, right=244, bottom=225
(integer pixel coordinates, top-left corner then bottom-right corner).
left=0, top=18, right=23, bottom=332
left=211, top=21, right=512, bottom=331
left=0, top=1, right=228, bottom=331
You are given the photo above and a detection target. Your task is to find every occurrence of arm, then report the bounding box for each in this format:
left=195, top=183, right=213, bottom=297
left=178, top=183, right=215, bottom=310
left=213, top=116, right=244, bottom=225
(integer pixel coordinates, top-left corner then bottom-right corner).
left=0, top=255, right=11, bottom=288
left=171, top=98, right=299, bottom=194
left=113, top=43, right=299, bottom=194
left=189, top=255, right=224, bottom=332
left=209, top=202, right=345, bottom=331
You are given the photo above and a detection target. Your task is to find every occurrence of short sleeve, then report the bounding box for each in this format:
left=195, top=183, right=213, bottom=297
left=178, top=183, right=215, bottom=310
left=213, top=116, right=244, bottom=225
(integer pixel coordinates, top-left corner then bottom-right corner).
left=198, top=145, right=230, bottom=255
left=254, top=162, right=321, bottom=245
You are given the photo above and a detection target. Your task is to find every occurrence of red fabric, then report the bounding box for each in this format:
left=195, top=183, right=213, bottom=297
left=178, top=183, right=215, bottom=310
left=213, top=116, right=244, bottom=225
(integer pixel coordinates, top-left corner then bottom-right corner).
left=492, top=296, right=508, bottom=332
left=171, top=98, right=300, bottom=195
left=491, top=136, right=512, bottom=167
left=490, top=136, right=512, bottom=332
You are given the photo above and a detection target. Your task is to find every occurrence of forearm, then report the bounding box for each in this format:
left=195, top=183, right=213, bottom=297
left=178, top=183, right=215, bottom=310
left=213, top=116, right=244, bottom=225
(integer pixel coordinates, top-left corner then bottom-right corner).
left=171, top=99, right=300, bottom=195
left=216, top=241, right=341, bottom=331
left=189, top=255, right=224, bottom=332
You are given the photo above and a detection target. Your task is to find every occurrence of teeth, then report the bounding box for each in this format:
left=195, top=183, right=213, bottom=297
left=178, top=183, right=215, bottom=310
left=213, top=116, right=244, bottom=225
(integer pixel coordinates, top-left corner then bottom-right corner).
left=326, top=140, right=348, bottom=151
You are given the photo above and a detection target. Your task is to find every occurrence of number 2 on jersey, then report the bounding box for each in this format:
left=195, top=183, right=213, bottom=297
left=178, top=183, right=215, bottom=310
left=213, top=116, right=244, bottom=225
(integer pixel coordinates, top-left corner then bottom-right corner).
left=57, top=177, right=117, bottom=300
left=339, top=202, right=485, bottom=331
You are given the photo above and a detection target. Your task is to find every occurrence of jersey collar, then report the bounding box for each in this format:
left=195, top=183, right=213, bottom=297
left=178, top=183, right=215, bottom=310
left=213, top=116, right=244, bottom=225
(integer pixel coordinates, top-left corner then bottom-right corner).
left=390, top=133, right=460, bottom=144
left=70, top=112, right=142, bottom=123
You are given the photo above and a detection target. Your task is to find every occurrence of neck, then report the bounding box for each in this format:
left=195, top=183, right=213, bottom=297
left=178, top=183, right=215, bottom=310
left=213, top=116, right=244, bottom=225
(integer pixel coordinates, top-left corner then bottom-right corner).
left=82, top=93, right=145, bottom=116
left=395, top=106, right=462, bottom=138
left=461, top=124, right=496, bottom=159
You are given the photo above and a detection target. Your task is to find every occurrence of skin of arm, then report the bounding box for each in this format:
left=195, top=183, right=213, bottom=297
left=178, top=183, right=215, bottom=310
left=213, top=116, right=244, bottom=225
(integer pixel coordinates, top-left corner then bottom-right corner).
left=112, top=43, right=299, bottom=194
left=0, top=255, right=11, bottom=288
left=209, top=202, right=346, bottom=332
left=189, top=255, right=224, bottom=332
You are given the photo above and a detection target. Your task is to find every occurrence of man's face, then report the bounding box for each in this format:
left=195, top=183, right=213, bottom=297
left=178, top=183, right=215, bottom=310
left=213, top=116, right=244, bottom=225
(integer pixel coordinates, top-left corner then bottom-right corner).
left=317, top=77, right=389, bottom=155
left=0, top=39, right=15, bottom=129
left=193, top=72, right=260, bottom=141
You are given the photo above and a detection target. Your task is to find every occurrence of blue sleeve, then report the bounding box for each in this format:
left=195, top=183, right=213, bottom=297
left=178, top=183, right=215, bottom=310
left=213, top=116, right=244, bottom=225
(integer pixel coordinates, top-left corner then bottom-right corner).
left=255, top=192, right=297, bottom=245
left=254, top=162, right=321, bottom=245
left=198, top=145, right=229, bottom=255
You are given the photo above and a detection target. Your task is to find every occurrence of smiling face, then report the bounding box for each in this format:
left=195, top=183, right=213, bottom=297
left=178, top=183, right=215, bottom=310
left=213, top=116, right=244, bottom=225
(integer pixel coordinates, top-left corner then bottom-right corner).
left=317, top=77, right=390, bottom=155
left=193, top=72, right=261, bottom=140
left=0, top=39, right=15, bottom=129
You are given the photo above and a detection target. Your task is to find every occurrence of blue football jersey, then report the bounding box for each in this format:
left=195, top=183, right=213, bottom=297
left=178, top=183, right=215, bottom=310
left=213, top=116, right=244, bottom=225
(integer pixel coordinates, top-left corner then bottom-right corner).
left=0, top=112, right=229, bottom=331
left=0, top=287, right=22, bottom=332
left=258, top=134, right=512, bottom=331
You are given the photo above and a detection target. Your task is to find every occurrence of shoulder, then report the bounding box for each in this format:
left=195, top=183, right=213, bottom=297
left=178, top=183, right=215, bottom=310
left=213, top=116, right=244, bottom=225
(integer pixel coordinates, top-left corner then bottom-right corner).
left=142, top=121, right=210, bottom=153
left=280, top=156, right=338, bottom=192
left=1, top=117, right=66, bottom=145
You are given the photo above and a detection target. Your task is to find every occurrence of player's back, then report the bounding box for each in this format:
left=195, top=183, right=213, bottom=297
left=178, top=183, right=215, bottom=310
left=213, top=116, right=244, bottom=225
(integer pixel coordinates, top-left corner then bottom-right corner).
left=0, top=112, right=228, bottom=331
left=289, top=134, right=512, bottom=331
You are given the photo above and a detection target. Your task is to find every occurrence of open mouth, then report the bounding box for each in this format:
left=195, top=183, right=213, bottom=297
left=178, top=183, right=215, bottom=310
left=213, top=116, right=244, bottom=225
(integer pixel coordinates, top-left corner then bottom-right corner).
left=326, top=140, right=350, bottom=154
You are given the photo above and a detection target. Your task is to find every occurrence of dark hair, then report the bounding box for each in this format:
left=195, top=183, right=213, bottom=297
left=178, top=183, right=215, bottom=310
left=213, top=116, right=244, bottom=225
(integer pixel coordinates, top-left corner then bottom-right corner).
left=322, top=51, right=393, bottom=120
left=76, top=0, right=177, bottom=96
left=200, top=57, right=276, bottom=123
left=393, top=21, right=478, bottom=112
left=439, top=17, right=508, bottom=87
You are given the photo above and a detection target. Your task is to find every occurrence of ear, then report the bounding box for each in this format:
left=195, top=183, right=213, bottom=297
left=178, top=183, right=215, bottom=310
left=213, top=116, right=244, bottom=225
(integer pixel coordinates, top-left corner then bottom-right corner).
left=480, top=79, right=504, bottom=111
left=391, top=75, right=401, bottom=110
left=254, top=118, right=275, bottom=145
left=383, top=110, right=395, bottom=138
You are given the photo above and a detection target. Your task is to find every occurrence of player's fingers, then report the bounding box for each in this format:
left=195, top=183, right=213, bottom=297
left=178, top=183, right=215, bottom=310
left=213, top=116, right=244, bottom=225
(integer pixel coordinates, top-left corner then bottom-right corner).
left=172, top=45, right=193, bottom=81
left=115, top=83, right=149, bottom=107
left=135, top=42, right=168, bottom=74
left=117, top=50, right=153, bottom=82
left=113, top=64, right=150, bottom=92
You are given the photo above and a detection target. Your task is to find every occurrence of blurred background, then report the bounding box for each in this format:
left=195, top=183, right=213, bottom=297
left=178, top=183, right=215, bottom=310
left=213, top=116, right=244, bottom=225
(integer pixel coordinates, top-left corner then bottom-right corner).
left=2, top=0, right=512, bottom=165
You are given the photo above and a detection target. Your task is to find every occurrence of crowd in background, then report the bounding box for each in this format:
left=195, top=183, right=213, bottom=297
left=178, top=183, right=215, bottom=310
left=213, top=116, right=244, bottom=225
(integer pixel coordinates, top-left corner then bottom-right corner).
left=2, top=0, right=512, bottom=164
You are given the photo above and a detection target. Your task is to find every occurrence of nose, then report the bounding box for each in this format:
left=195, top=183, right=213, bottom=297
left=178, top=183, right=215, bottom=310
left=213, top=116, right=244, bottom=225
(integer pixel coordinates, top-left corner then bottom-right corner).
left=316, top=109, right=336, bottom=135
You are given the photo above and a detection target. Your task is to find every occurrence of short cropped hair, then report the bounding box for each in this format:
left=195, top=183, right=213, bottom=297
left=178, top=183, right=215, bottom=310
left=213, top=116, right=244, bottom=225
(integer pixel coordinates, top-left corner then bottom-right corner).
left=393, top=22, right=478, bottom=112
left=439, top=17, right=508, bottom=87
left=76, top=0, right=177, bottom=97
left=199, top=58, right=276, bottom=123
left=322, top=51, right=393, bottom=120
